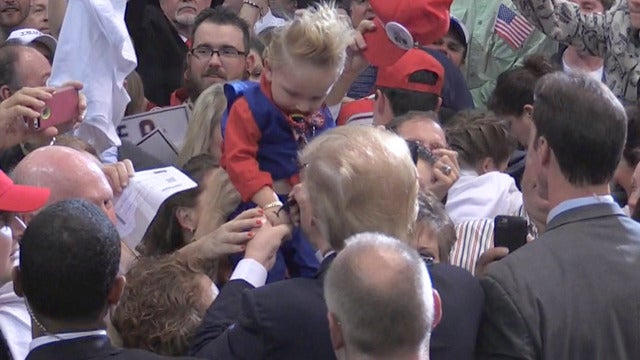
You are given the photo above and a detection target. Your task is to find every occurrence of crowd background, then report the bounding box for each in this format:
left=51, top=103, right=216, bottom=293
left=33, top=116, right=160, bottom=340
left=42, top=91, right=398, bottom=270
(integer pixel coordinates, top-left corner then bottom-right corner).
left=0, top=0, right=638, bottom=359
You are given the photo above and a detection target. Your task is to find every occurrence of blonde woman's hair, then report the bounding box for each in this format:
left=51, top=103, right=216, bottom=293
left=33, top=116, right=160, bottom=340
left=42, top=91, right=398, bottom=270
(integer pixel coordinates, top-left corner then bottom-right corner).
left=125, top=71, right=146, bottom=116
left=178, top=84, right=226, bottom=167
left=300, top=126, right=419, bottom=251
left=266, top=2, right=353, bottom=73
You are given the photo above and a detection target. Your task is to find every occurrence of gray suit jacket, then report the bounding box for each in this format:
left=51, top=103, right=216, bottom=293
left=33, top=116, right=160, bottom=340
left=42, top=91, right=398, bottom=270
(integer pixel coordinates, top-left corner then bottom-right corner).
left=477, top=202, right=640, bottom=360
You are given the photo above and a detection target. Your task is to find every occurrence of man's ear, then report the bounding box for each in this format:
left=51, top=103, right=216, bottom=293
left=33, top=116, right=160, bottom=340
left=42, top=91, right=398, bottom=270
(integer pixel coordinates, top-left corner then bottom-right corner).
left=17, top=213, right=33, bottom=227
left=0, top=85, right=12, bottom=101
left=183, top=56, right=191, bottom=82
left=479, top=157, right=496, bottom=174
left=435, top=96, right=442, bottom=112
left=374, top=89, right=386, bottom=114
left=12, top=266, right=23, bottom=297
left=176, top=206, right=197, bottom=232
left=523, top=104, right=534, bottom=119
left=327, top=312, right=345, bottom=350
left=537, top=136, right=551, bottom=167
left=107, top=275, right=126, bottom=306
left=263, top=59, right=273, bottom=82
left=246, top=52, right=257, bottom=76
left=431, top=289, right=442, bottom=330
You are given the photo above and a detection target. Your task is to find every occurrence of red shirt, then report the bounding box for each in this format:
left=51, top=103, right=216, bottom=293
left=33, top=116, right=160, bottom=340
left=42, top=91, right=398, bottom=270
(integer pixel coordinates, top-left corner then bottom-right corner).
left=221, top=75, right=301, bottom=202
left=169, top=87, right=189, bottom=107
left=336, top=96, right=375, bottom=126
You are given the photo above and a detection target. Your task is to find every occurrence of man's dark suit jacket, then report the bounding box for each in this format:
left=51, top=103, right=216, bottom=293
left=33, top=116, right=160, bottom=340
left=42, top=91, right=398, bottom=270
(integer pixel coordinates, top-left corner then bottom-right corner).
left=477, top=202, right=640, bottom=359
left=25, top=335, right=197, bottom=360
left=428, top=263, right=484, bottom=360
left=125, top=0, right=187, bottom=106
left=190, top=254, right=336, bottom=359
left=191, top=254, right=485, bottom=360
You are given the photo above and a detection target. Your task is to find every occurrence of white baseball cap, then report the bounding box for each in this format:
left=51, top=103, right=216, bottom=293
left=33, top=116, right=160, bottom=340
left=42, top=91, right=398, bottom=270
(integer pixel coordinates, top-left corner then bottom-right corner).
left=5, top=28, right=57, bottom=57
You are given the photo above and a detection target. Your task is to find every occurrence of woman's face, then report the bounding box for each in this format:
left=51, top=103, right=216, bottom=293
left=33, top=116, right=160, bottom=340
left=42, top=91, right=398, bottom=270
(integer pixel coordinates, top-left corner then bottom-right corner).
left=415, top=226, right=440, bottom=264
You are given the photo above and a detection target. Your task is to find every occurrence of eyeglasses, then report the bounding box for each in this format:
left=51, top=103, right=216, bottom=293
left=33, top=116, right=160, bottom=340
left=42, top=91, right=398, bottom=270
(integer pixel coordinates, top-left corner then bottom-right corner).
left=190, top=46, right=246, bottom=60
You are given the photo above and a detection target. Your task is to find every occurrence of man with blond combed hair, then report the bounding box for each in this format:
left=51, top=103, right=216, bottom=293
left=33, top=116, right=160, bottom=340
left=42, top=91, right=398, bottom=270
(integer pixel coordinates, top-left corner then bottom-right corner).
left=324, top=232, right=441, bottom=360
left=191, top=126, right=420, bottom=359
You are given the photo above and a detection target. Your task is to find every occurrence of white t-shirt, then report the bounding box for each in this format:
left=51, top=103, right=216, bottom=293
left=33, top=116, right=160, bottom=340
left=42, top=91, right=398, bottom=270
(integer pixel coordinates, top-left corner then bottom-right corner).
left=0, top=282, right=30, bottom=360
left=562, top=54, right=604, bottom=82
left=254, top=9, right=287, bottom=35
left=445, top=170, right=523, bottom=224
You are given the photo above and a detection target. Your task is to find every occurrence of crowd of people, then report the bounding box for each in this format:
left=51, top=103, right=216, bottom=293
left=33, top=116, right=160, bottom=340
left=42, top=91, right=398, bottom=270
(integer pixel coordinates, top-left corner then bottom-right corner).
left=0, top=0, right=638, bottom=359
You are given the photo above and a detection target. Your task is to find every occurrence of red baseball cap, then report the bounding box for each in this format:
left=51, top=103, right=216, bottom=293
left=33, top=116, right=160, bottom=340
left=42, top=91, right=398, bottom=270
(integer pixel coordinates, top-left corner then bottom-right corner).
left=375, top=49, right=445, bottom=96
left=0, top=171, right=50, bottom=213
left=363, top=0, right=452, bottom=67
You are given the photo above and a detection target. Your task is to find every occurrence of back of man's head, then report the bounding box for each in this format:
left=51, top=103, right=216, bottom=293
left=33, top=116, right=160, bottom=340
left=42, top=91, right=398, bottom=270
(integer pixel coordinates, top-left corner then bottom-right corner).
left=375, top=49, right=444, bottom=121
left=532, top=72, right=627, bottom=186
left=324, top=232, right=436, bottom=359
left=18, top=199, right=121, bottom=323
left=299, top=126, right=418, bottom=250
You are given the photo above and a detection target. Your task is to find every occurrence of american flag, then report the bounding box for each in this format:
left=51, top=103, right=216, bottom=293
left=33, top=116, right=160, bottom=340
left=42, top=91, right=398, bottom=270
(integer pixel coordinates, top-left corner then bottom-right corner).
left=494, top=4, right=534, bottom=49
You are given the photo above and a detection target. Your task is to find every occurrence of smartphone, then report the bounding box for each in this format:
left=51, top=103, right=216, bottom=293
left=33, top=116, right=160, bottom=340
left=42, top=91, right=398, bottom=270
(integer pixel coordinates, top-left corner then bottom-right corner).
left=31, top=86, right=79, bottom=131
left=493, top=215, right=528, bottom=253
left=406, top=140, right=438, bottom=165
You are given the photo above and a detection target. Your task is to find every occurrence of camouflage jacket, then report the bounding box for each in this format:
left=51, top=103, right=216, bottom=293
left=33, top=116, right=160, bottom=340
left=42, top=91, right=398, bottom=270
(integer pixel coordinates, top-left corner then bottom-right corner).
left=513, top=0, right=640, bottom=104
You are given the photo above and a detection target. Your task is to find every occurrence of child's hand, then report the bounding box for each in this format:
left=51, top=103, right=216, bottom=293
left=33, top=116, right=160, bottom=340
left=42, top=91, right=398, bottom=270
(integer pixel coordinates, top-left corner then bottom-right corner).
left=265, top=207, right=291, bottom=227
left=343, top=19, right=375, bottom=76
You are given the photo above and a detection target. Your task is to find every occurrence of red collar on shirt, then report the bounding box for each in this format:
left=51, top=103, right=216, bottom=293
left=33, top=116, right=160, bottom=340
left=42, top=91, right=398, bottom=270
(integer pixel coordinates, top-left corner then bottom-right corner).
left=169, top=87, right=189, bottom=106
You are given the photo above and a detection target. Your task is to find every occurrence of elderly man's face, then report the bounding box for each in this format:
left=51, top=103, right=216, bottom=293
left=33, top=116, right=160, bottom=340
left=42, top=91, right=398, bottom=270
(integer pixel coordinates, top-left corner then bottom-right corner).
left=0, top=0, right=30, bottom=30
left=160, top=0, right=211, bottom=28
left=186, top=22, right=249, bottom=100
left=21, top=0, right=48, bottom=33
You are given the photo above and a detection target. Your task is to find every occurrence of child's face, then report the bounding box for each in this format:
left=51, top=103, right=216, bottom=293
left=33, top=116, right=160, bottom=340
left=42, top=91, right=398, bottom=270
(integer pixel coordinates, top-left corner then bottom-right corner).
left=265, top=61, right=339, bottom=115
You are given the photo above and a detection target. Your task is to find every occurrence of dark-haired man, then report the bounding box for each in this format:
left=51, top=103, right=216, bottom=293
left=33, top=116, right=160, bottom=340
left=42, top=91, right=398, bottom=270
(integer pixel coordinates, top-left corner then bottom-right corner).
left=13, top=199, right=195, bottom=359
left=336, top=48, right=444, bottom=127
left=170, top=7, right=254, bottom=106
left=477, top=72, right=640, bottom=359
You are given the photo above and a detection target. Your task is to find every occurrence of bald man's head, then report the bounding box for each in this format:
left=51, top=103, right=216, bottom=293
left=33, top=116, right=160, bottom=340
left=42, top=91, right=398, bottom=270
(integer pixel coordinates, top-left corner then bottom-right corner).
left=324, top=233, right=438, bottom=359
left=13, top=146, right=115, bottom=222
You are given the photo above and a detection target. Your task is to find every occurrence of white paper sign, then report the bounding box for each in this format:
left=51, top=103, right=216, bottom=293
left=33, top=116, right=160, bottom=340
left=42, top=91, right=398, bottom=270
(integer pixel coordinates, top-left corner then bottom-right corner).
left=117, top=105, right=190, bottom=150
left=115, top=166, right=197, bottom=250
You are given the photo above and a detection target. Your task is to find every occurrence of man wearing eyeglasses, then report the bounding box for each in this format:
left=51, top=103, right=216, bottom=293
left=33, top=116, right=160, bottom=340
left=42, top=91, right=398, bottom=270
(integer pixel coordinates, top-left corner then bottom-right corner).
left=170, top=7, right=254, bottom=107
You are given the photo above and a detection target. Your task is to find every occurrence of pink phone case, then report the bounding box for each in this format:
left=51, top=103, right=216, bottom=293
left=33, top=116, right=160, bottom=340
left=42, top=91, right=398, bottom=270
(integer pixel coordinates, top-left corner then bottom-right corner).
left=32, top=86, right=79, bottom=131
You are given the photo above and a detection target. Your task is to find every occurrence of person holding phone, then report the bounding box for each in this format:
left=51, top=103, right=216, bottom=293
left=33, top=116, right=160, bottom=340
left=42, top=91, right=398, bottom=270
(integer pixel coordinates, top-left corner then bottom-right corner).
left=477, top=72, right=640, bottom=359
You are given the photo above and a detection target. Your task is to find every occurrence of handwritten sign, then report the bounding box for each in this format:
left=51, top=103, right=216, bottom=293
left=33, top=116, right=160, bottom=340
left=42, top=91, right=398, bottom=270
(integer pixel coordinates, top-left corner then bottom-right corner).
left=117, top=105, right=190, bottom=150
